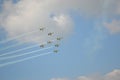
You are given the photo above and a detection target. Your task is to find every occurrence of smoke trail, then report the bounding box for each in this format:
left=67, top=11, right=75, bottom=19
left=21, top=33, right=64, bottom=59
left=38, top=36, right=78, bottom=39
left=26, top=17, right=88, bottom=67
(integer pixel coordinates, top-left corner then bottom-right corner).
left=0, top=41, right=27, bottom=51
left=0, top=37, right=40, bottom=51
left=0, top=52, right=52, bottom=68
left=0, top=44, right=40, bottom=57
left=0, top=46, right=53, bottom=60
left=0, top=29, right=39, bottom=44
left=0, top=40, right=55, bottom=57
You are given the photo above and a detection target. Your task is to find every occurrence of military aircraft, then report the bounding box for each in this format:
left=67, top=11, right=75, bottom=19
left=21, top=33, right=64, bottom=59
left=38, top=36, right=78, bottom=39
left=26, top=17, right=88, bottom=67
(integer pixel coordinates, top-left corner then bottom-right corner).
left=40, top=27, right=45, bottom=31
left=48, top=32, right=54, bottom=36
left=55, top=44, right=59, bottom=47
left=54, top=50, right=58, bottom=53
left=56, top=37, right=63, bottom=41
left=40, top=44, right=44, bottom=48
left=47, top=41, right=52, bottom=44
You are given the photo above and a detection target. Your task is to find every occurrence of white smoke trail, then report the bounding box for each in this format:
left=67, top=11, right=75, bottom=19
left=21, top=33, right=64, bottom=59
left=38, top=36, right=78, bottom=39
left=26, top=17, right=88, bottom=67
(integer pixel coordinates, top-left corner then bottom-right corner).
left=0, top=40, right=56, bottom=57
left=0, top=52, right=52, bottom=68
left=0, top=29, right=39, bottom=44
left=0, top=43, right=40, bottom=57
left=0, top=41, right=29, bottom=51
left=0, top=46, right=53, bottom=60
left=0, top=37, right=42, bottom=51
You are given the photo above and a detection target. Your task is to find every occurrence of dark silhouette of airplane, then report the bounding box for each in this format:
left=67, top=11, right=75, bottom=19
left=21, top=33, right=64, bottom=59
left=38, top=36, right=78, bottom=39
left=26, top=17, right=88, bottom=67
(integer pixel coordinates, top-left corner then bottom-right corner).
left=54, top=50, right=58, bottom=53
left=56, top=37, right=63, bottom=41
left=47, top=41, right=52, bottom=44
left=40, top=27, right=45, bottom=31
left=55, top=44, right=59, bottom=47
left=40, top=44, right=44, bottom=48
left=48, top=32, right=54, bottom=36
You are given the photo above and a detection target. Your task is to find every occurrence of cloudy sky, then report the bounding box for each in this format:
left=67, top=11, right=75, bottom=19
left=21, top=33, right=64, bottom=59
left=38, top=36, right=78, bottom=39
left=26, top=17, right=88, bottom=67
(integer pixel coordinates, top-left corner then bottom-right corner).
left=0, top=0, right=120, bottom=80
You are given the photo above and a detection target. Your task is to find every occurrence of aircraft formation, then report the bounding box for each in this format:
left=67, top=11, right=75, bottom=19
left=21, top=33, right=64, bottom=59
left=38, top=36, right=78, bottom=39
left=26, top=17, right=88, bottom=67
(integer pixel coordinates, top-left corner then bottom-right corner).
left=0, top=27, right=63, bottom=68
left=39, top=27, right=63, bottom=53
left=0, top=27, right=63, bottom=67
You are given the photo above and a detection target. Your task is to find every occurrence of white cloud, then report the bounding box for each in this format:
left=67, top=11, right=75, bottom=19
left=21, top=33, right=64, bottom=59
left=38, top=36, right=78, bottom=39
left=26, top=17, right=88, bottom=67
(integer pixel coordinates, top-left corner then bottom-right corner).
left=0, top=0, right=120, bottom=43
left=50, top=69, right=120, bottom=80
left=105, top=69, right=120, bottom=80
left=0, top=0, right=74, bottom=43
left=51, top=78, right=69, bottom=80
left=104, top=20, right=120, bottom=34
left=102, top=0, right=120, bottom=34
left=77, top=75, right=103, bottom=80
left=0, top=0, right=106, bottom=43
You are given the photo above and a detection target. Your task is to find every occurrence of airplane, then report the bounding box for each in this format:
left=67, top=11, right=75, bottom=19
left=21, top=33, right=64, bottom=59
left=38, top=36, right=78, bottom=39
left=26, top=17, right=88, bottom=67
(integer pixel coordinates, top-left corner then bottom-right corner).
left=48, top=32, right=54, bottom=36
left=54, top=50, right=58, bottom=53
left=47, top=41, right=52, bottom=44
left=56, top=37, right=63, bottom=41
left=40, top=44, right=44, bottom=48
left=40, top=27, right=45, bottom=31
left=55, top=44, right=59, bottom=47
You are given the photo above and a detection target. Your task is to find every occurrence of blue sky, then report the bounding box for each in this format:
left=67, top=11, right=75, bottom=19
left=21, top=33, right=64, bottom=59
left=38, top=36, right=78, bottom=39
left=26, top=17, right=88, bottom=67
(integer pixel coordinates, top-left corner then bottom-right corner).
left=0, top=0, right=120, bottom=80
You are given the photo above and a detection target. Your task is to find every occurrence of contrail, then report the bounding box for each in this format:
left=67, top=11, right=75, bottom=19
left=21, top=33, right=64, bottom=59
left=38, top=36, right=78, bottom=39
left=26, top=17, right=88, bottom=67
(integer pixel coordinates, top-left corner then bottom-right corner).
left=0, top=38, right=40, bottom=51
left=0, top=46, right=53, bottom=60
left=0, top=40, right=56, bottom=57
left=0, top=29, right=39, bottom=44
left=0, top=43, right=40, bottom=57
left=0, top=41, right=26, bottom=51
left=0, top=52, right=52, bottom=68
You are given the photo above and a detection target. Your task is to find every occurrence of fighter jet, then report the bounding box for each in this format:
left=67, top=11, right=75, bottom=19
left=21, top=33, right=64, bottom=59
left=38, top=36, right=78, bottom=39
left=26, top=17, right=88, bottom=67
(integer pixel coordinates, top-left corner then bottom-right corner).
left=47, top=41, right=52, bottom=44
left=54, top=50, right=58, bottom=53
left=56, top=37, right=63, bottom=41
left=55, top=44, right=59, bottom=47
left=40, top=27, right=45, bottom=31
left=48, top=32, right=54, bottom=36
left=40, top=44, right=44, bottom=48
